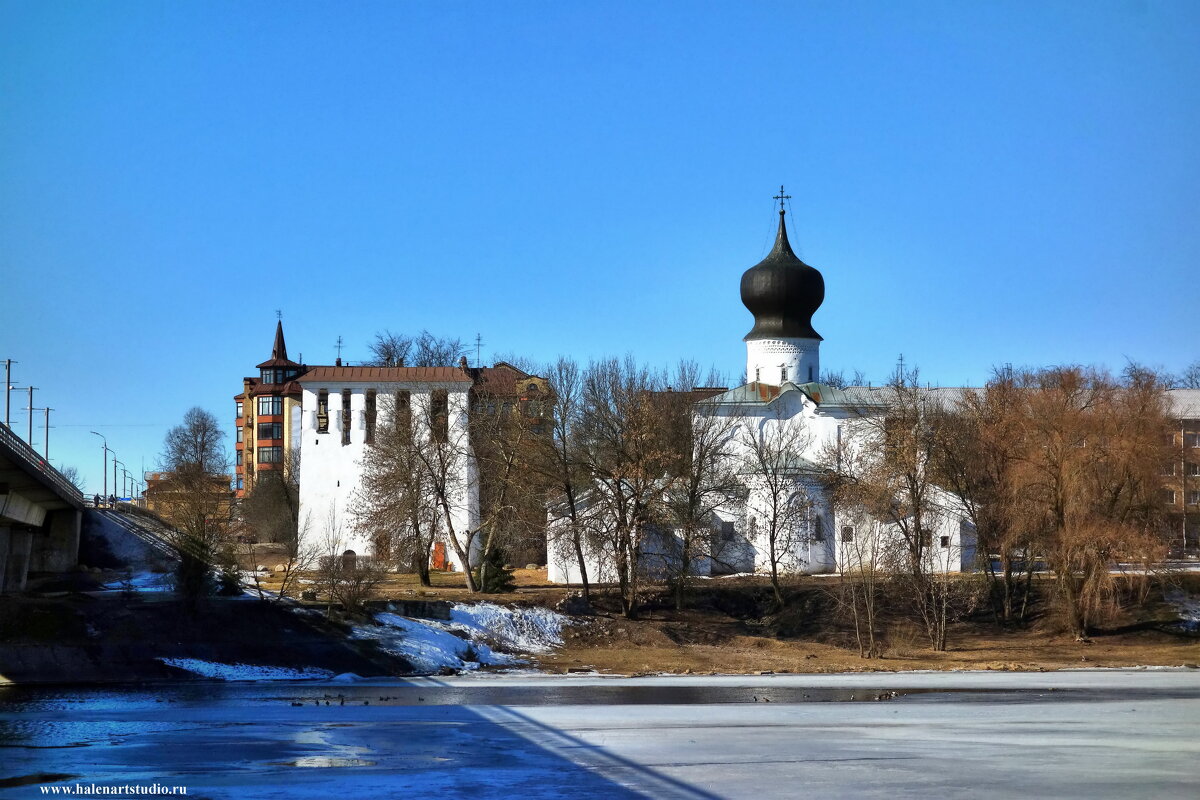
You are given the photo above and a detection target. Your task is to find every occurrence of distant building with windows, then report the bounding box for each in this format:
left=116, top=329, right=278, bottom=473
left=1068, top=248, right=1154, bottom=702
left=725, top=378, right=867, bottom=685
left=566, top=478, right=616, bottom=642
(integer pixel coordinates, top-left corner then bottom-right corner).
left=294, top=358, right=552, bottom=570
left=1162, top=391, right=1200, bottom=552
left=233, top=322, right=307, bottom=498
left=234, top=322, right=551, bottom=567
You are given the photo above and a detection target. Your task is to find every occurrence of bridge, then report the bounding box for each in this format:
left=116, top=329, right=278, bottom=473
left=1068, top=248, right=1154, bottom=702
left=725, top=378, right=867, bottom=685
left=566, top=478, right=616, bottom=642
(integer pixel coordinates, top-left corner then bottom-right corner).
left=0, top=424, right=84, bottom=592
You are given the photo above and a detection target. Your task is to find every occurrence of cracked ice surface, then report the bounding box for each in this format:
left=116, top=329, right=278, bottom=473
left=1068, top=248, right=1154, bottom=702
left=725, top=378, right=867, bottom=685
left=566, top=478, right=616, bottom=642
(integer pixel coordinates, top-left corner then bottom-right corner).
left=1, top=671, right=1198, bottom=799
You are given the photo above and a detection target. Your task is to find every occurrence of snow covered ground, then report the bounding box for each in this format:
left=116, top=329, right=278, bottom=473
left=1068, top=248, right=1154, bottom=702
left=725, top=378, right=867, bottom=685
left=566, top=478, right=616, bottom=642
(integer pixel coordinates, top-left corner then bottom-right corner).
left=350, top=602, right=569, bottom=674
left=158, top=658, right=335, bottom=681
left=100, top=570, right=173, bottom=593
left=1167, top=590, right=1200, bottom=631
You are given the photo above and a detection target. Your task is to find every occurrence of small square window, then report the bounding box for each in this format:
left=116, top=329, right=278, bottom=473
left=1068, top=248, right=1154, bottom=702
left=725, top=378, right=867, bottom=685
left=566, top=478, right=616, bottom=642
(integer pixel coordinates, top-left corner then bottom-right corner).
left=840, top=526, right=854, bottom=543
left=940, top=535, right=950, bottom=548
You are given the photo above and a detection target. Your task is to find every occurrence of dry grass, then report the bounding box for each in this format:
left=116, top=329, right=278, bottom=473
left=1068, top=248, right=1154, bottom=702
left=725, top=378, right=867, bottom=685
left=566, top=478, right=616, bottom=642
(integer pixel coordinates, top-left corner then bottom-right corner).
left=245, top=564, right=1200, bottom=675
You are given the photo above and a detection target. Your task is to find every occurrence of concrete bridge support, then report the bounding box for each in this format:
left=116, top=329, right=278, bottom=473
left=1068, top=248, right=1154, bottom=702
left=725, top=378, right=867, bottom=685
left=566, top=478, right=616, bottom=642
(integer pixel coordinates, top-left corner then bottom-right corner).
left=29, top=509, right=82, bottom=573
left=0, top=526, right=34, bottom=593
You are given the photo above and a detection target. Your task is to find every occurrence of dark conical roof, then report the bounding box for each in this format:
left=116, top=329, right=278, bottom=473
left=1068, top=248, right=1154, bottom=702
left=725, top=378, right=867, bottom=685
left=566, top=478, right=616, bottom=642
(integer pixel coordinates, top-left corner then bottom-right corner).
left=256, top=321, right=301, bottom=369
left=740, top=210, right=824, bottom=341
left=271, top=320, right=287, bottom=360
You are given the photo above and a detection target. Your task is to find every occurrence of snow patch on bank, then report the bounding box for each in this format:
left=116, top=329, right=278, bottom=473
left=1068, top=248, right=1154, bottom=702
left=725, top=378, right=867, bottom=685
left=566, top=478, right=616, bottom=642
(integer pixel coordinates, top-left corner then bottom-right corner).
left=351, top=603, right=570, bottom=675
left=159, top=658, right=334, bottom=681
left=446, top=603, right=567, bottom=654
left=101, top=571, right=173, bottom=593
left=1166, top=591, right=1200, bottom=632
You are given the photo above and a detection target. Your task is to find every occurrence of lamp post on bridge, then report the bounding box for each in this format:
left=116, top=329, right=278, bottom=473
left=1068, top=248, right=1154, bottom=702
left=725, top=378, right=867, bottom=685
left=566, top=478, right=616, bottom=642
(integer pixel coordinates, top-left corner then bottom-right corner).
left=90, top=431, right=112, bottom=505
left=3, top=359, right=15, bottom=428
left=113, top=459, right=123, bottom=505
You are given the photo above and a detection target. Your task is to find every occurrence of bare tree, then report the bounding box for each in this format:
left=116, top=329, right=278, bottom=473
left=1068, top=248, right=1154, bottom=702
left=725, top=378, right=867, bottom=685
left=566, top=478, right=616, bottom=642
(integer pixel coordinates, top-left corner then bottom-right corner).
left=354, top=388, right=481, bottom=591
left=1171, top=360, right=1200, bottom=389
left=533, top=358, right=595, bottom=600
left=823, top=504, right=888, bottom=657
left=826, top=368, right=967, bottom=651
left=470, top=390, right=546, bottom=592
left=819, top=368, right=868, bottom=390
left=353, top=394, right=440, bottom=585
left=55, top=464, right=83, bottom=491
left=659, top=363, right=740, bottom=609
left=738, top=404, right=816, bottom=608
left=241, top=447, right=301, bottom=545
left=155, top=407, right=232, bottom=607
left=366, top=330, right=470, bottom=367
left=241, top=504, right=318, bottom=604
left=935, top=374, right=1035, bottom=625
left=1003, top=366, right=1172, bottom=639
left=317, top=505, right=382, bottom=615
left=576, top=357, right=673, bottom=619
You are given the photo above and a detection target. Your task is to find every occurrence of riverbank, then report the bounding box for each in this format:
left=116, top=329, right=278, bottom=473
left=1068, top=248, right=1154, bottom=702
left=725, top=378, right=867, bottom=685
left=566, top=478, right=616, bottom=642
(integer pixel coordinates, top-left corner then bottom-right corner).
left=4, top=567, right=1199, bottom=685
left=0, top=581, right=410, bottom=685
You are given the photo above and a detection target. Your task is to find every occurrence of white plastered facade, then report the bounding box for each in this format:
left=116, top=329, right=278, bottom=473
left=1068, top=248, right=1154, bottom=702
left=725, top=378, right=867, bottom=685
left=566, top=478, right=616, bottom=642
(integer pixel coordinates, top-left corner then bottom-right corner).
left=297, top=377, right=480, bottom=571
left=745, top=337, right=821, bottom=387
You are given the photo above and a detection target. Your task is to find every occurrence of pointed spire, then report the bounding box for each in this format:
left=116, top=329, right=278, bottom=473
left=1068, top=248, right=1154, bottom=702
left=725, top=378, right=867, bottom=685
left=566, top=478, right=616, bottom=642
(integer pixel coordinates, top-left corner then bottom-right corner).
left=271, top=321, right=288, bottom=361
left=771, top=208, right=797, bottom=259
left=770, top=184, right=796, bottom=258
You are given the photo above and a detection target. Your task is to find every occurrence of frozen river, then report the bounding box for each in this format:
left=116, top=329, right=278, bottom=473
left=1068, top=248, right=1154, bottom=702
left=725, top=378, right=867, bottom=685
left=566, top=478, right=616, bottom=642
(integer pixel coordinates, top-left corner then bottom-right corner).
left=2, top=669, right=1198, bottom=798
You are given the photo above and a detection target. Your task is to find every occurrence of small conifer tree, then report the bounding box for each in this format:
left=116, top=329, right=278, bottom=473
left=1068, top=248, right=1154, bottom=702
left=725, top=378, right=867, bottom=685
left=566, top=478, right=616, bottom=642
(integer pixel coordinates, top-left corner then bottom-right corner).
left=475, top=546, right=516, bottom=594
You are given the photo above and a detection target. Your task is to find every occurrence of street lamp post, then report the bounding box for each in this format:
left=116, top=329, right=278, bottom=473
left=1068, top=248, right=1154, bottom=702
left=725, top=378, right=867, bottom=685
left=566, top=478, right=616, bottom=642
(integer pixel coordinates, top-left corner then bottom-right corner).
left=90, top=431, right=112, bottom=505
left=113, top=459, right=123, bottom=504
left=3, top=359, right=14, bottom=428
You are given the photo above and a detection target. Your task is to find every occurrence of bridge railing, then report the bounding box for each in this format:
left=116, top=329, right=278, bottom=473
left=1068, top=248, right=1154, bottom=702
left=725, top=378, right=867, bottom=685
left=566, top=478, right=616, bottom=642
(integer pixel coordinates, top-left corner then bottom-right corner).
left=0, top=423, right=85, bottom=507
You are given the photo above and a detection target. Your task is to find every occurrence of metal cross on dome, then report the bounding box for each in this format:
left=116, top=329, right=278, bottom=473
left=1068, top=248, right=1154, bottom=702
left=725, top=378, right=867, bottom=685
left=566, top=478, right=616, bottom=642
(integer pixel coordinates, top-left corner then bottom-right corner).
left=773, top=185, right=791, bottom=212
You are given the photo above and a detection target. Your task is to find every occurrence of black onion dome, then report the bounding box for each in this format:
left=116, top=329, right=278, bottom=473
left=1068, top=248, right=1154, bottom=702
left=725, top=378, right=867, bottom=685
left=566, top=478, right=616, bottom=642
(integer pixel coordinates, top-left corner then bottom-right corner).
left=740, top=210, right=824, bottom=341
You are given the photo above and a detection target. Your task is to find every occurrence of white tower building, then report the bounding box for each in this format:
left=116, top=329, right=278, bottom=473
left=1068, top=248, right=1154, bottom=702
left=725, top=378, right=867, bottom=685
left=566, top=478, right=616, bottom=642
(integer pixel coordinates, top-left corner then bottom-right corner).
left=740, top=193, right=825, bottom=386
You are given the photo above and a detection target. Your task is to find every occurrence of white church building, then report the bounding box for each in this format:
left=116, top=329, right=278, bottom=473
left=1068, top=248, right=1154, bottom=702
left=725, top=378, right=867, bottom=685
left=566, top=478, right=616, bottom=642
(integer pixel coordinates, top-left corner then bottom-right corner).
left=547, top=200, right=977, bottom=584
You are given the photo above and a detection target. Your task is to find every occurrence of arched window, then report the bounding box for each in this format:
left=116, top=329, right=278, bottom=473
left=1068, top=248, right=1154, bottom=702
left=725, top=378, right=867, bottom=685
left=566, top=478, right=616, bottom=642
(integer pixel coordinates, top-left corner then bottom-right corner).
left=341, top=550, right=357, bottom=571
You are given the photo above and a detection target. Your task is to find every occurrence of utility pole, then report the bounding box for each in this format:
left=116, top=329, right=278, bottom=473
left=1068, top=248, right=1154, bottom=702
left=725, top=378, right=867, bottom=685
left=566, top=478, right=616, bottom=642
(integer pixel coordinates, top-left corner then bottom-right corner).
left=26, top=386, right=36, bottom=443
left=113, top=459, right=123, bottom=503
left=3, top=359, right=13, bottom=428
left=42, top=407, right=51, bottom=458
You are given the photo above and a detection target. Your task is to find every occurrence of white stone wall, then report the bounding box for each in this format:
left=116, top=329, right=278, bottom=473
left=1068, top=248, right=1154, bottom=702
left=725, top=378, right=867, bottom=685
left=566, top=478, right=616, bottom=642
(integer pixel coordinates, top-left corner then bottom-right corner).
left=297, top=380, right=479, bottom=571
left=544, top=381, right=978, bottom=584
left=745, top=337, right=821, bottom=386
left=836, top=492, right=977, bottom=575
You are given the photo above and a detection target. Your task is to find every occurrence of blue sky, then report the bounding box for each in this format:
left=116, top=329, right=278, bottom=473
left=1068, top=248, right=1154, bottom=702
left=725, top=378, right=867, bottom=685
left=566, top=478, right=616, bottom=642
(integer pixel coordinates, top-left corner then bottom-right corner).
left=2, top=1, right=1198, bottom=495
